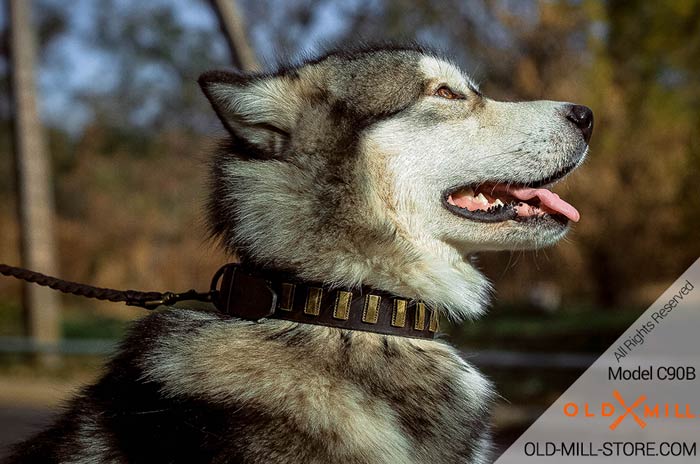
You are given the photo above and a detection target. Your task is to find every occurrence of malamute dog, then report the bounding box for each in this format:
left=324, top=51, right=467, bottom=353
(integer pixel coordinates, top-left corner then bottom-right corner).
left=6, top=45, right=592, bottom=463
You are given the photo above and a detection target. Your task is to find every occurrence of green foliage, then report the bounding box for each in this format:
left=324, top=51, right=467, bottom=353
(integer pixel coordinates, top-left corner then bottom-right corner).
left=0, top=300, right=23, bottom=337
left=61, top=310, right=128, bottom=340
left=0, top=298, right=127, bottom=339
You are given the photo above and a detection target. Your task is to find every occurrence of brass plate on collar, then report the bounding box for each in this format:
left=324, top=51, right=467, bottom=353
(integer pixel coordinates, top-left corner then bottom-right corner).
left=428, top=309, right=439, bottom=332
left=279, top=283, right=295, bottom=311
left=392, top=299, right=407, bottom=327
left=362, top=294, right=381, bottom=324
left=333, top=290, right=352, bottom=320
left=414, top=302, right=426, bottom=331
left=304, top=287, right=323, bottom=315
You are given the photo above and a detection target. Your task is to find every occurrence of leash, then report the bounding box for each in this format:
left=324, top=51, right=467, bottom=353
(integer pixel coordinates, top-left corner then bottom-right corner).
left=1, top=262, right=439, bottom=338
left=0, top=263, right=215, bottom=310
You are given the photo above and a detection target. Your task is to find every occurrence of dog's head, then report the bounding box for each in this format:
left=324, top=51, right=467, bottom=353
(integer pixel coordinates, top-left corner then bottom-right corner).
left=200, top=45, right=591, bottom=318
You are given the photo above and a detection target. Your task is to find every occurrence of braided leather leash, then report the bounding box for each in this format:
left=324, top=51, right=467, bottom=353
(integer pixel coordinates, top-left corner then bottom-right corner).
left=0, top=263, right=213, bottom=309
left=1, top=263, right=439, bottom=339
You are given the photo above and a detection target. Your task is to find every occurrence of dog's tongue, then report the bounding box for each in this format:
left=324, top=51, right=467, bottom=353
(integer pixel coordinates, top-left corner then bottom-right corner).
left=509, top=187, right=580, bottom=222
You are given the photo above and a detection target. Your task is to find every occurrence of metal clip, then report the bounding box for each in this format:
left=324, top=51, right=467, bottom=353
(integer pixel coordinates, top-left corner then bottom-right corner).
left=131, top=290, right=213, bottom=310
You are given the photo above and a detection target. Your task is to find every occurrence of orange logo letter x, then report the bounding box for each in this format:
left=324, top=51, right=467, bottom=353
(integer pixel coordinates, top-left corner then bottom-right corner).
left=609, top=390, right=647, bottom=430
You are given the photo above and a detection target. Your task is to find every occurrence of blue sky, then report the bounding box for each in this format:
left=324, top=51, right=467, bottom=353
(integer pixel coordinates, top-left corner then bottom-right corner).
left=2, top=0, right=552, bottom=134
left=34, top=0, right=226, bottom=133
left=2, top=0, right=352, bottom=134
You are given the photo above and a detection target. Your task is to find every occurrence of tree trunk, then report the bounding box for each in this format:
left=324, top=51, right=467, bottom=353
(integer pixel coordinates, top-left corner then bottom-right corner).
left=7, top=0, right=61, bottom=365
left=207, top=0, right=259, bottom=72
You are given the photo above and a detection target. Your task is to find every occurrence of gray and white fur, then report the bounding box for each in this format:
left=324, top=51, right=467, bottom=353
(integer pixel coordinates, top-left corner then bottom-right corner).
left=5, top=44, right=591, bottom=464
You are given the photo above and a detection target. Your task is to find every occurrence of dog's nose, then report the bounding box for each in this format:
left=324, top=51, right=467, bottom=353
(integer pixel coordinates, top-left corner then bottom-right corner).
left=565, top=104, right=593, bottom=143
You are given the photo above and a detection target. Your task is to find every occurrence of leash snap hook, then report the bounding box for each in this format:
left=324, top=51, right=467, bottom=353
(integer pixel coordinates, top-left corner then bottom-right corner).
left=129, top=290, right=213, bottom=310
left=126, top=291, right=178, bottom=309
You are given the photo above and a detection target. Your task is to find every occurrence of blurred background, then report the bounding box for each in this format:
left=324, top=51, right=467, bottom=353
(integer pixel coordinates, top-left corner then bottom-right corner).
left=0, top=0, right=698, bottom=458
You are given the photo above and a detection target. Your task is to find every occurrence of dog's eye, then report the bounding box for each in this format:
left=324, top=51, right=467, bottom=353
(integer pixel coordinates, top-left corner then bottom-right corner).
left=435, top=86, right=462, bottom=100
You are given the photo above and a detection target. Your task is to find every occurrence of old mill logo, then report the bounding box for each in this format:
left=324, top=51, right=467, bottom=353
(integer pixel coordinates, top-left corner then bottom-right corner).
left=563, top=390, right=697, bottom=430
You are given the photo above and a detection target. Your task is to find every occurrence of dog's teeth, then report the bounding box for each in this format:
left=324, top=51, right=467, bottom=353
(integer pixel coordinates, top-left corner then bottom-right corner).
left=476, top=193, right=488, bottom=204
left=494, top=199, right=504, bottom=207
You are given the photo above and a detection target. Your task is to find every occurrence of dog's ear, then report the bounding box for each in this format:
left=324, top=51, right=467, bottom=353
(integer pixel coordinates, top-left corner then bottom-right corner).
left=198, top=70, right=301, bottom=156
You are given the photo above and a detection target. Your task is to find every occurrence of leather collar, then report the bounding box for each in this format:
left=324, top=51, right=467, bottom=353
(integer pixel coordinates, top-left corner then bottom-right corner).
left=210, top=264, right=438, bottom=340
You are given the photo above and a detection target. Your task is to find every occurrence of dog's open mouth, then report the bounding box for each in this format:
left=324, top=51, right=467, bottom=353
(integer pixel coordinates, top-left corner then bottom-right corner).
left=442, top=165, right=580, bottom=224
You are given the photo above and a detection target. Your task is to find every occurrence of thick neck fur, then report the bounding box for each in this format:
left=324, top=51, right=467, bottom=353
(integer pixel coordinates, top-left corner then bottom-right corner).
left=210, top=143, right=491, bottom=321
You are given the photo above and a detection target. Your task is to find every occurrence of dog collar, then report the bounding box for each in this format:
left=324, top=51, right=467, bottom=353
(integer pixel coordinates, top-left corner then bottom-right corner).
left=210, top=264, right=439, bottom=340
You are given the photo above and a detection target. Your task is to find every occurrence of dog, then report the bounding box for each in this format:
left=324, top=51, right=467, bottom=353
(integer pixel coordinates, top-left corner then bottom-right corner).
left=5, top=44, right=591, bottom=463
